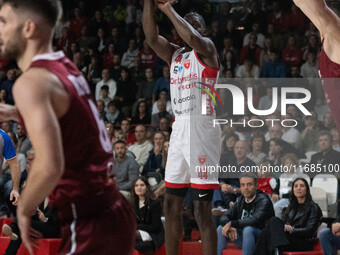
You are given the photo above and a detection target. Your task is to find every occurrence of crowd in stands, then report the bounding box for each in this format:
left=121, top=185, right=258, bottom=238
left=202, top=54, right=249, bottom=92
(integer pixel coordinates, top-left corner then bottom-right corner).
left=1, top=0, right=340, bottom=254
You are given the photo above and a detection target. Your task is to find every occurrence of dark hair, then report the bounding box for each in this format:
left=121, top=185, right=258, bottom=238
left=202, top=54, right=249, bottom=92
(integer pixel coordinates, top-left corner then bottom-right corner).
left=184, top=12, right=206, bottom=28
left=318, top=130, right=333, bottom=141
left=130, top=176, right=154, bottom=208
left=240, top=172, right=258, bottom=185
left=250, top=132, right=265, bottom=152
left=7, top=131, right=17, bottom=145
left=101, top=85, right=109, bottom=91
left=114, top=139, right=126, bottom=147
left=3, top=0, right=61, bottom=27
left=283, top=178, right=313, bottom=217
left=269, top=138, right=283, bottom=147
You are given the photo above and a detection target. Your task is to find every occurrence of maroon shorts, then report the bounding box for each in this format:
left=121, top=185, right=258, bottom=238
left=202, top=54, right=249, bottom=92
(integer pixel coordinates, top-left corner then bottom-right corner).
left=56, top=186, right=136, bottom=255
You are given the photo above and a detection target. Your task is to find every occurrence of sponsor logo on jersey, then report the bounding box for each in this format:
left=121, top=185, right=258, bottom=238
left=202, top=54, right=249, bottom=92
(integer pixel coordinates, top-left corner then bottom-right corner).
left=171, top=73, right=198, bottom=85
left=174, top=105, right=197, bottom=115
left=173, top=95, right=195, bottom=105
left=174, top=54, right=183, bottom=64
left=173, top=66, right=184, bottom=75
left=198, top=155, right=207, bottom=165
left=184, top=59, right=190, bottom=69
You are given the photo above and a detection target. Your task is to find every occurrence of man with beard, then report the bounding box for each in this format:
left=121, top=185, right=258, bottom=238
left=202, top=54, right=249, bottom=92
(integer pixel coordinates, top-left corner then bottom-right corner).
left=0, top=1, right=135, bottom=254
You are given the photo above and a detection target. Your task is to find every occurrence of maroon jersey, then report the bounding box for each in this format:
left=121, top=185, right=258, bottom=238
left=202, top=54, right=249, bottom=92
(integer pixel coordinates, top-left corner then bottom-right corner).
left=21, top=51, right=115, bottom=208
left=318, top=48, right=340, bottom=133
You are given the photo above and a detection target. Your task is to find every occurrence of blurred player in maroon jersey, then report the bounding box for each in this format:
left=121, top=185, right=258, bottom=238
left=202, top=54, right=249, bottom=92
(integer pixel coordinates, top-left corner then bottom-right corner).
left=0, top=1, right=135, bottom=254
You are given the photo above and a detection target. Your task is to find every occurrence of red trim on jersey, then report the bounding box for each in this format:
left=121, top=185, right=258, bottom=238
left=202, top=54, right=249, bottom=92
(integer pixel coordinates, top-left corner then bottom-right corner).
left=191, top=183, right=220, bottom=190
left=193, top=50, right=220, bottom=71
left=165, top=181, right=191, bottom=188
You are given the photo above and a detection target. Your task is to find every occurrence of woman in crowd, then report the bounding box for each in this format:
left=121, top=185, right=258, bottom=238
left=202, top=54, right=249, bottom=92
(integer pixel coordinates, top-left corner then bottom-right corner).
left=248, top=132, right=267, bottom=165
left=132, top=100, right=151, bottom=125
left=268, top=138, right=284, bottom=166
left=131, top=177, right=164, bottom=254
left=254, top=178, right=322, bottom=254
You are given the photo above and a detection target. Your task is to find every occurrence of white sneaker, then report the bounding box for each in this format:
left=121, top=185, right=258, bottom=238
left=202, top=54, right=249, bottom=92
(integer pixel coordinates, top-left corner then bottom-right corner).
left=2, top=224, right=18, bottom=240
left=211, top=206, right=228, bottom=216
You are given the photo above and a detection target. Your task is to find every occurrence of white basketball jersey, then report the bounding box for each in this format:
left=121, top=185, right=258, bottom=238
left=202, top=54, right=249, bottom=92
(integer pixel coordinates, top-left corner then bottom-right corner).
left=170, top=48, right=220, bottom=118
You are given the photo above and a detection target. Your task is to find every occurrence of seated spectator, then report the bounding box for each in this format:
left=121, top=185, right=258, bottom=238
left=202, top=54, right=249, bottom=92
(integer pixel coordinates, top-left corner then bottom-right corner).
left=102, top=43, right=116, bottom=69
left=217, top=173, right=275, bottom=255
left=321, top=112, right=336, bottom=131
left=0, top=129, right=20, bottom=218
left=282, top=35, right=303, bottom=68
left=247, top=132, right=267, bottom=165
left=213, top=141, right=256, bottom=214
left=139, top=40, right=157, bottom=69
left=158, top=117, right=172, bottom=134
left=260, top=38, right=273, bottom=67
left=132, top=177, right=164, bottom=254
left=97, top=100, right=106, bottom=120
left=331, top=128, right=340, bottom=152
left=98, top=85, right=112, bottom=109
left=16, top=123, right=32, bottom=156
left=109, top=54, right=122, bottom=82
left=1, top=69, right=16, bottom=105
left=152, top=66, right=170, bottom=103
left=221, top=49, right=237, bottom=75
left=310, top=130, right=340, bottom=167
left=132, top=100, right=151, bottom=125
left=151, top=100, right=172, bottom=126
left=105, top=101, right=125, bottom=124
left=260, top=50, right=286, bottom=78
left=121, top=119, right=137, bottom=147
left=151, top=89, right=172, bottom=116
left=239, top=33, right=262, bottom=66
left=281, top=114, right=300, bottom=147
left=243, top=23, right=265, bottom=48
left=296, top=115, right=320, bottom=153
left=121, top=39, right=139, bottom=69
left=95, top=68, right=117, bottom=101
left=268, top=138, right=284, bottom=166
left=258, top=87, right=281, bottom=112
left=105, top=122, right=115, bottom=145
left=2, top=198, right=60, bottom=255
left=272, top=153, right=306, bottom=218
left=135, top=68, right=155, bottom=109
left=235, top=59, right=260, bottom=78
left=254, top=178, right=322, bottom=254
left=319, top=214, right=340, bottom=254
left=129, top=125, right=154, bottom=173
left=142, top=131, right=165, bottom=178
left=129, top=58, right=144, bottom=82
left=112, top=140, right=139, bottom=200
left=0, top=89, right=8, bottom=104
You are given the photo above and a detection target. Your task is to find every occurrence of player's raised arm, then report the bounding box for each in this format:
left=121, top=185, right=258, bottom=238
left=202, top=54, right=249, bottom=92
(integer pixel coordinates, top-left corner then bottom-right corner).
left=293, top=0, right=340, bottom=40
left=143, top=0, right=176, bottom=65
left=156, top=1, right=219, bottom=68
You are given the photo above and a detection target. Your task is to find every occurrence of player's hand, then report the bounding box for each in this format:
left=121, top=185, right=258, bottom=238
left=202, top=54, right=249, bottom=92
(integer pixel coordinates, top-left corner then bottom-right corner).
left=17, top=205, right=42, bottom=255
left=154, top=0, right=178, bottom=12
left=10, top=189, right=20, bottom=206
left=222, top=222, right=231, bottom=236
left=0, top=103, right=19, bottom=122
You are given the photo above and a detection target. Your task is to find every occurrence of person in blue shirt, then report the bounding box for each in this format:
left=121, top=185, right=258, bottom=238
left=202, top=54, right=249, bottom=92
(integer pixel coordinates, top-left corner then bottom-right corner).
left=0, top=129, right=21, bottom=217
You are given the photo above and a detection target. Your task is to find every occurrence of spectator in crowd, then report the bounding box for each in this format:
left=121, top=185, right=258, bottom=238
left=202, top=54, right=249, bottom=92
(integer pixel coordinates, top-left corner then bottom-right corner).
left=129, top=125, right=154, bottom=173
left=88, top=10, right=108, bottom=37
left=83, top=54, right=102, bottom=89
left=300, top=51, right=319, bottom=79
left=217, top=173, right=275, bottom=255
left=272, top=153, right=306, bottom=218
left=254, top=178, right=322, bottom=254
left=296, top=115, right=320, bottom=153
left=1, top=69, right=16, bottom=105
left=97, top=99, right=106, bottom=120
left=121, top=119, right=137, bottom=147
left=281, top=114, right=301, bottom=147
left=247, top=132, right=267, bottom=165
left=76, top=26, right=92, bottom=54
left=268, top=138, right=284, bottom=166
left=109, top=54, right=123, bottom=82
left=135, top=68, right=155, bottom=109
left=69, top=8, right=87, bottom=39
left=243, top=22, right=265, bottom=48
left=260, top=37, right=273, bottom=67
left=121, top=39, right=139, bottom=69
left=139, top=40, right=157, bottom=69
left=151, top=100, right=172, bottom=126
left=331, top=128, right=340, bottom=152
left=260, top=50, right=286, bottom=78
left=103, top=43, right=116, bottom=69
left=322, top=112, right=336, bottom=131
left=105, top=122, right=115, bottom=145
left=152, top=66, right=170, bottom=103
left=130, top=57, right=144, bottom=82
left=131, top=177, right=164, bottom=254
left=319, top=214, right=340, bottom=254
left=72, top=52, right=85, bottom=71
left=151, top=89, right=172, bottom=116
left=310, top=130, right=340, bottom=167
left=0, top=89, right=8, bottom=104
left=221, top=49, right=237, bottom=76
left=258, top=86, right=280, bottom=112
left=239, top=33, right=262, bottom=66
left=302, top=34, right=320, bottom=61
left=266, top=24, right=284, bottom=52
left=224, top=19, right=243, bottom=50
left=282, top=35, right=303, bottom=68
left=98, top=85, right=112, bottom=109
left=16, top=124, right=32, bottom=156
left=243, top=1, right=266, bottom=33
left=112, top=140, right=139, bottom=199
left=267, top=1, right=289, bottom=33
left=95, top=68, right=117, bottom=101
left=236, top=59, right=260, bottom=78
left=158, top=117, right=172, bottom=134
left=132, top=100, right=151, bottom=125
left=0, top=129, right=20, bottom=218
left=142, top=131, right=165, bottom=177
left=94, top=28, right=106, bottom=54
left=105, top=101, right=125, bottom=124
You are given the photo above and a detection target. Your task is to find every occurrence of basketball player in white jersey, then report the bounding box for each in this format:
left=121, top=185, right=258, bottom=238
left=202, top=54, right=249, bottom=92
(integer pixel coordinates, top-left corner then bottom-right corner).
left=143, top=1, right=221, bottom=254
